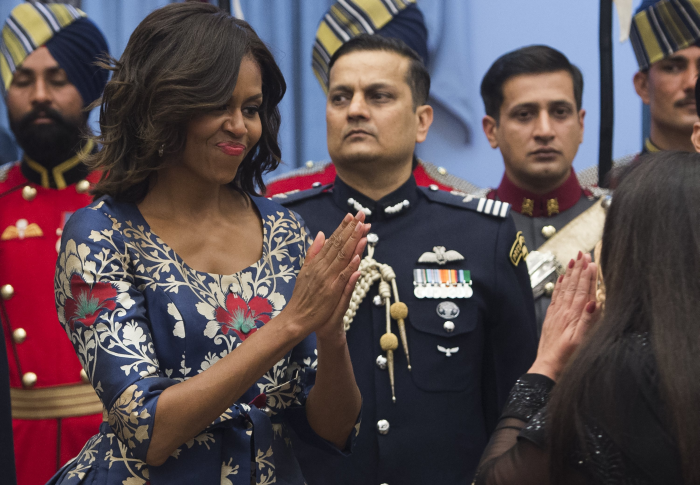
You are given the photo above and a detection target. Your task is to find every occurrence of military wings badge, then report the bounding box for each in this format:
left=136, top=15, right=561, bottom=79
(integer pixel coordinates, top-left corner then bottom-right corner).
left=418, top=246, right=465, bottom=266
left=1, top=219, right=43, bottom=241
left=437, top=345, right=459, bottom=357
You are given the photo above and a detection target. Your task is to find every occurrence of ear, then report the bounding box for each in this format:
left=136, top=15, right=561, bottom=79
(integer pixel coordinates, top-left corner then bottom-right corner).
left=691, top=121, right=700, bottom=153
left=415, top=104, right=433, bottom=144
left=633, top=71, right=651, bottom=105
left=482, top=115, right=500, bottom=149
left=578, top=109, right=586, bottom=144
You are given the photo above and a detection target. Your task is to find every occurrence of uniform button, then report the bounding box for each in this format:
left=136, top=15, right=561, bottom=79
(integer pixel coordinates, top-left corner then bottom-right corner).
left=443, top=321, right=455, bottom=333
left=80, top=368, right=90, bottom=383
left=373, top=295, right=384, bottom=307
left=601, top=195, right=612, bottom=211
left=437, top=166, right=447, bottom=175
left=429, top=184, right=439, bottom=191
left=22, top=185, right=37, bottom=201
left=305, top=160, right=314, bottom=168
left=22, top=372, right=37, bottom=388
left=311, top=181, right=321, bottom=188
left=541, top=225, right=556, bottom=239
left=367, top=233, right=379, bottom=246
left=1, top=284, right=14, bottom=300
left=544, top=282, right=555, bottom=296
left=376, top=355, right=387, bottom=370
left=12, top=328, right=26, bottom=344
left=376, top=419, right=390, bottom=435
left=75, top=179, right=91, bottom=194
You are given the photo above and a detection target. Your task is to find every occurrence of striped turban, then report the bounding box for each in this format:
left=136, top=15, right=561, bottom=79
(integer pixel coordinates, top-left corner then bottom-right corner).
left=1, top=3, right=109, bottom=106
left=630, top=0, right=700, bottom=70
left=312, top=0, right=427, bottom=92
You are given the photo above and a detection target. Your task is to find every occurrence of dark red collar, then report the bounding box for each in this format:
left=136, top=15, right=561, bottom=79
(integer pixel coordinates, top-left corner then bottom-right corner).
left=490, top=170, right=584, bottom=217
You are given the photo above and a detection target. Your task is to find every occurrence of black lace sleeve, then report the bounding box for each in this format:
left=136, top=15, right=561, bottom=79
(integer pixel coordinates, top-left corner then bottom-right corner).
left=472, top=373, right=589, bottom=485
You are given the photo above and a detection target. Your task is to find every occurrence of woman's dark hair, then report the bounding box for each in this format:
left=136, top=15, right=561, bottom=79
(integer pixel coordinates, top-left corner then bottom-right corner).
left=89, top=2, right=286, bottom=202
left=480, top=45, right=583, bottom=122
left=548, top=151, right=700, bottom=483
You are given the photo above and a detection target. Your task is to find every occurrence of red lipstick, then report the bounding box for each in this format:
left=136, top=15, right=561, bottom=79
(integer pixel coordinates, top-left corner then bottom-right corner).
left=216, top=142, right=245, bottom=156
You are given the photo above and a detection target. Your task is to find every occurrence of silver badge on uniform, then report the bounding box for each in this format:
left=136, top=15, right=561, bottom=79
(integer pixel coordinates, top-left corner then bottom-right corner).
left=436, top=301, right=460, bottom=319
left=418, top=246, right=465, bottom=265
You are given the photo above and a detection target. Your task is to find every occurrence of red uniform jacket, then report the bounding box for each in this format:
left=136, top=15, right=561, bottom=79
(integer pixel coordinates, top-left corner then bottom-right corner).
left=0, top=161, right=103, bottom=485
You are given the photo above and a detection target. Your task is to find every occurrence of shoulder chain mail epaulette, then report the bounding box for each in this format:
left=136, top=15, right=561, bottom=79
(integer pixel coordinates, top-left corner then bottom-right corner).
left=266, top=160, right=331, bottom=184
left=419, top=159, right=490, bottom=197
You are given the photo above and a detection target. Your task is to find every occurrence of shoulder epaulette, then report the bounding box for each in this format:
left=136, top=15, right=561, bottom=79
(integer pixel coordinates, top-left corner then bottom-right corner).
left=420, top=186, right=510, bottom=219
left=271, top=184, right=331, bottom=206
left=267, top=160, right=331, bottom=184
left=418, top=159, right=490, bottom=197
left=0, top=161, right=18, bottom=184
left=576, top=153, right=637, bottom=199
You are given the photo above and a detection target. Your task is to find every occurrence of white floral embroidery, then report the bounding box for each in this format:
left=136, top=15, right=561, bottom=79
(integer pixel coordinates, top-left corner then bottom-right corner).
left=168, top=303, right=185, bottom=338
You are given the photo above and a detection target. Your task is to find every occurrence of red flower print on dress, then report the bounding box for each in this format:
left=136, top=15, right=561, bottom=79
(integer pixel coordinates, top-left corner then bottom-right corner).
left=216, top=294, right=273, bottom=340
left=64, top=274, right=118, bottom=330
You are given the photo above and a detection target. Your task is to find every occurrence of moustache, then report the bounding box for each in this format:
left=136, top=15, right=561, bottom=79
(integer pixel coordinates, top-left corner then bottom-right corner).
left=16, top=106, right=69, bottom=130
left=674, top=97, right=696, bottom=108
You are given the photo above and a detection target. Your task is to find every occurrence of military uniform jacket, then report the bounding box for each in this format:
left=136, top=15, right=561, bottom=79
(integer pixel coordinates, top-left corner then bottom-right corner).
left=0, top=160, right=102, bottom=485
left=487, top=171, right=602, bottom=331
left=279, top=175, right=538, bottom=485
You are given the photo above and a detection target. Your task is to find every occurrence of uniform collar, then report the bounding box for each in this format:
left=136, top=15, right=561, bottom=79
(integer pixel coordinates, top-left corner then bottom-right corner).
left=20, top=139, right=94, bottom=189
left=642, top=138, right=661, bottom=154
left=495, top=169, right=584, bottom=217
left=331, top=174, right=419, bottom=222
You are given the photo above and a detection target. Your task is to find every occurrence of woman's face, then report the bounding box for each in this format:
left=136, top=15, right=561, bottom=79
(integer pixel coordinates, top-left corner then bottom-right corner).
left=180, top=56, right=263, bottom=185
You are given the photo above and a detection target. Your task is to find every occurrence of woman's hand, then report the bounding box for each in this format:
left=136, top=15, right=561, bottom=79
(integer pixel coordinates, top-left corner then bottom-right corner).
left=528, top=252, right=602, bottom=382
left=283, top=211, right=369, bottom=340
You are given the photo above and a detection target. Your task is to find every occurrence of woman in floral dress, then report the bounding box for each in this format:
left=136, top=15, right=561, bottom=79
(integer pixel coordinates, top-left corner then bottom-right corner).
left=50, top=4, right=365, bottom=484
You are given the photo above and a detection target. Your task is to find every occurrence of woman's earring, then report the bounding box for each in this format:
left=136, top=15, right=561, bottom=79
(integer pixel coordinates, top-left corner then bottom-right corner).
left=158, top=144, right=165, bottom=157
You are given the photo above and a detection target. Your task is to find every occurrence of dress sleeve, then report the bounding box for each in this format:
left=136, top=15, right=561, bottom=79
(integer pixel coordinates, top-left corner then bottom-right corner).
left=54, top=205, right=178, bottom=463
left=481, top=216, right=539, bottom=430
left=473, top=374, right=559, bottom=485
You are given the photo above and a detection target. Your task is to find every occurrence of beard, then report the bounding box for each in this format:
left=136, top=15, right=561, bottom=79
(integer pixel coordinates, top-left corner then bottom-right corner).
left=9, top=105, right=86, bottom=168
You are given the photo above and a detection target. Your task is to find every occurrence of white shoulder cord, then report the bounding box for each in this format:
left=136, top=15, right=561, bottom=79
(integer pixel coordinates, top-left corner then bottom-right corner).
left=342, top=237, right=410, bottom=402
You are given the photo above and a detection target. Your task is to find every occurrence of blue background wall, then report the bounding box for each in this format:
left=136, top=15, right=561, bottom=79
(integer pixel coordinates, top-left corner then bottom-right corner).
left=0, top=0, right=643, bottom=189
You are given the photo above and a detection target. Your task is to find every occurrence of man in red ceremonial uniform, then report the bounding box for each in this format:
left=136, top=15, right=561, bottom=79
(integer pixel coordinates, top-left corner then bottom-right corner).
left=264, top=0, right=482, bottom=197
left=0, top=4, right=109, bottom=483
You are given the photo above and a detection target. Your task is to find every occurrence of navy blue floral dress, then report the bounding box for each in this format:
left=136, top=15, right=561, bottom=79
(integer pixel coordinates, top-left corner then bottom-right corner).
left=50, top=195, right=357, bottom=485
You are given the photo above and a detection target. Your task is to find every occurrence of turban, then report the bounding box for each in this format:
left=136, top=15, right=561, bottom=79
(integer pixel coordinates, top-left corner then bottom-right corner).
left=312, top=0, right=428, bottom=92
left=630, top=0, right=700, bottom=70
left=0, top=3, right=109, bottom=106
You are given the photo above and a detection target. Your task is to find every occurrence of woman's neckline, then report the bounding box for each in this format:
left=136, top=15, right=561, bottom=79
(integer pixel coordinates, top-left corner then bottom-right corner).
left=127, top=194, right=268, bottom=278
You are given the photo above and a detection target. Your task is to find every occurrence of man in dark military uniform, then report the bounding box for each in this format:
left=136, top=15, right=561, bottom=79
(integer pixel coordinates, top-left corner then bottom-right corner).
left=265, top=0, right=482, bottom=197
left=480, top=45, right=607, bottom=331
left=278, top=34, right=538, bottom=485
left=0, top=4, right=109, bottom=484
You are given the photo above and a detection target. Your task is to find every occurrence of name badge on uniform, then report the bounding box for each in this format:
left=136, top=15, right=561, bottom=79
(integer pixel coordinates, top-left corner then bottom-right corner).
left=413, top=269, right=472, bottom=299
